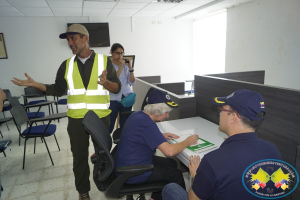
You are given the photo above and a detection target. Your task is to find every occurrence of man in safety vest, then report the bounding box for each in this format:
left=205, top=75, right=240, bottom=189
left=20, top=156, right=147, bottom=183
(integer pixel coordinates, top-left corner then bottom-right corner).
left=11, top=24, right=121, bottom=200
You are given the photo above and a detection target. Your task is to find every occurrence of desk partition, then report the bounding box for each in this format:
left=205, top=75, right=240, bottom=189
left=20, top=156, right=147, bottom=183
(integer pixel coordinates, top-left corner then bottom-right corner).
left=132, top=78, right=196, bottom=120
left=194, top=75, right=300, bottom=200
left=154, top=82, right=185, bottom=95
left=206, top=70, right=265, bottom=84
left=137, top=76, right=161, bottom=84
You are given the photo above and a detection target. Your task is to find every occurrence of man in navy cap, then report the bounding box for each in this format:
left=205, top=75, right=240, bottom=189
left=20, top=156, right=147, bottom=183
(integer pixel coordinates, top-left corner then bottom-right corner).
left=114, top=89, right=198, bottom=200
left=162, top=89, right=282, bottom=200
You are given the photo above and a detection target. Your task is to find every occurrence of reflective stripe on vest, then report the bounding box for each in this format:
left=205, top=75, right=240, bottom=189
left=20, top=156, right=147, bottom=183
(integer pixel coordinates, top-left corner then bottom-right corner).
left=65, top=54, right=110, bottom=118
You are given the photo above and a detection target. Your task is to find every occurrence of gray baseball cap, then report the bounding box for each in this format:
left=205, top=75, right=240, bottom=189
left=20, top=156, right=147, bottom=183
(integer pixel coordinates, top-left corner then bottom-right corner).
left=59, top=24, right=89, bottom=39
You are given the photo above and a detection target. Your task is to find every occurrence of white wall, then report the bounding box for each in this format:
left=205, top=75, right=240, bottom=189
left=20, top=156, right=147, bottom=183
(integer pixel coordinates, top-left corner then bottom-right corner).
left=226, top=0, right=300, bottom=90
left=0, top=16, right=193, bottom=98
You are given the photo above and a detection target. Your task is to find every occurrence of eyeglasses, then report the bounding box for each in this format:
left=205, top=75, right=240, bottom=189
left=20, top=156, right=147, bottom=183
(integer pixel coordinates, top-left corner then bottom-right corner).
left=217, top=107, right=241, bottom=118
left=113, top=52, right=124, bottom=56
left=217, top=107, right=233, bottom=114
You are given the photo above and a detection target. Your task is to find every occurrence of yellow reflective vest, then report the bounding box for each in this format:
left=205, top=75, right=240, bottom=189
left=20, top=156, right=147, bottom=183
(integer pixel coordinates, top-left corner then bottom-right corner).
left=64, top=54, right=111, bottom=118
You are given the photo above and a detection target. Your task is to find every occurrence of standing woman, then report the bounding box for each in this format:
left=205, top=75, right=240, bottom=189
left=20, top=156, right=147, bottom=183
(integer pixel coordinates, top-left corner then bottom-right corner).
left=109, top=43, right=136, bottom=133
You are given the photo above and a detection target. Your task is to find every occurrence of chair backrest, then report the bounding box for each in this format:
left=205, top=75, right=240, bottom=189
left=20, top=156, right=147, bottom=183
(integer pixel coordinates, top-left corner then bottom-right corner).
left=8, top=97, right=21, bottom=108
left=141, top=87, right=156, bottom=110
left=10, top=104, right=29, bottom=130
left=24, top=87, right=45, bottom=97
left=82, top=110, right=115, bottom=190
left=3, top=89, right=12, bottom=98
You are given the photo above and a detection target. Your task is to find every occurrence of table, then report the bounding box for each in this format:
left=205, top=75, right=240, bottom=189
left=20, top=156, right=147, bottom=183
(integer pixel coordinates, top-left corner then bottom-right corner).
left=157, top=117, right=227, bottom=166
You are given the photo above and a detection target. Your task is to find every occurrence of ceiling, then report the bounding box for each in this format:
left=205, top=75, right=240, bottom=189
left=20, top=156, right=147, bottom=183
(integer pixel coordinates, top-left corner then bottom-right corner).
left=0, top=0, right=252, bottom=19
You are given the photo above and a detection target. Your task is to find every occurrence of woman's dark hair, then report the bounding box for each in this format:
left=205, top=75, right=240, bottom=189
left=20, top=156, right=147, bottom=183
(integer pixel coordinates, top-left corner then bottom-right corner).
left=110, top=43, right=124, bottom=52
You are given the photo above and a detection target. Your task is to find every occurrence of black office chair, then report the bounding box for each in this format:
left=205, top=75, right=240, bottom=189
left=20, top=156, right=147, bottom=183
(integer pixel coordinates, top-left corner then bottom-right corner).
left=82, top=110, right=167, bottom=200
left=0, top=140, right=12, bottom=157
left=9, top=97, right=66, bottom=169
left=0, top=117, right=12, bottom=138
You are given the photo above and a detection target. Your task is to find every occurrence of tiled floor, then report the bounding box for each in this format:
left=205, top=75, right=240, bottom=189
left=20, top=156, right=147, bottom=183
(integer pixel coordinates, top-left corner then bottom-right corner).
left=0, top=118, right=190, bottom=200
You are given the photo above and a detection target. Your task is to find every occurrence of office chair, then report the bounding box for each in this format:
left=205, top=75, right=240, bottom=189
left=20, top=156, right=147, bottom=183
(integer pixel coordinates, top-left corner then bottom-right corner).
left=9, top=97, right=66, bottom=169
left=1, top=89, right=16, bottom=131
left=0, top=117, right=12, bottom=138
left=5, top=89, right=45, bottom=120
left=8, top=97, right=46, bottom=145
left=82, top=110, right=167, bottom=200
left=23, top=87, right=55, bottom=115
left=0, top=140, right=12, bottom=157
left=53, top=92, right=67, bottom=122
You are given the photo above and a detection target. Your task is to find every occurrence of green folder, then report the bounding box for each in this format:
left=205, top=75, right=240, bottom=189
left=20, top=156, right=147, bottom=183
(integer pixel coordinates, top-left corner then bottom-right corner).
left=172, top=135, right=216, bottom=153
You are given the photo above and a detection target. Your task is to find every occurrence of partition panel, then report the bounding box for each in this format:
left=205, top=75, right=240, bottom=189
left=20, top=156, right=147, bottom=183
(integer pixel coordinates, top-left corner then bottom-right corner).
left=207, top=70, right=265, bottom=84
left=137, top=76, right=161, bottom=84
left=133, top=78, right=196, bottom=120
left=154, top=82, right=185, bottom=95
left=195, top=75, right=300, bottom=200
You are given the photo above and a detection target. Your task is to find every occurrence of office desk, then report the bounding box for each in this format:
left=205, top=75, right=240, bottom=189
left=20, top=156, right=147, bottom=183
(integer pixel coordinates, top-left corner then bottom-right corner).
left=157, top=117, right=227, bottom=166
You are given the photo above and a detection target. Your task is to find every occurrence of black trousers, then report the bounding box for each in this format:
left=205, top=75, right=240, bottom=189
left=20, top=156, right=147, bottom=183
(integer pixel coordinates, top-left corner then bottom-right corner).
left=146, top=156, right=186, bottom=200
left=67, top=115, right=110, bottom=194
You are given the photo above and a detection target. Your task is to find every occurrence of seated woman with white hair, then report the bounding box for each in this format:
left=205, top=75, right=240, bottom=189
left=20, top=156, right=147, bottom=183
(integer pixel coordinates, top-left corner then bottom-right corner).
left=114, top=89, right=198, bottom=200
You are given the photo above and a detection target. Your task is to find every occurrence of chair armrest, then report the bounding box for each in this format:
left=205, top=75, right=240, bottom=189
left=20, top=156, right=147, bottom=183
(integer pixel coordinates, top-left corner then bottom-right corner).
left=105, top=164, right=155, bottom=198
left=23, top=100, right=56, bottom=108
left=22, top=94, right=39, bottom=98
left=116, top=164, right=154, bottom=174
left=29, top=112, right=67, bottom=123
left=0, top=117, right=13, bottom=124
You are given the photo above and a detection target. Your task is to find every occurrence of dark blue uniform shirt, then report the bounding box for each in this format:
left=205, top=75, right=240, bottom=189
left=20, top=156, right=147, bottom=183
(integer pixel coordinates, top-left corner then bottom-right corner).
left=114, top=111, right=167, bottom=184
left=192, top=132, right=282, bottom=200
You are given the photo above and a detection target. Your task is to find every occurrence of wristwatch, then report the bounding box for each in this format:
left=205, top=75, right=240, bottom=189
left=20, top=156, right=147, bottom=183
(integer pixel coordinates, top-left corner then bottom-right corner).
left=129, top=69, right=134, bottom=72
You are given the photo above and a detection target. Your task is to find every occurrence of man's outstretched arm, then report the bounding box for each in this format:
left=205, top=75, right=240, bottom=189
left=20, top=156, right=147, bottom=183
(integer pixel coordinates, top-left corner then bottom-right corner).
left=11, top=73, right=46, bottom=92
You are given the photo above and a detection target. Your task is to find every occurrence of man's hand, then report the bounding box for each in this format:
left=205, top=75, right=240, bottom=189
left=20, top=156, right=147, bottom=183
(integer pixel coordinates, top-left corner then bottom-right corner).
left=0, top=88, right=7, bottom=102
left=163, top=132, right=179, bottom=140
left=189, top=155, right=200, bottom=178
left=185, top=134, right=198, bottom=146
left=11, top=73, right=36, bottom=87
left=98, top=70, right=107, bottom=86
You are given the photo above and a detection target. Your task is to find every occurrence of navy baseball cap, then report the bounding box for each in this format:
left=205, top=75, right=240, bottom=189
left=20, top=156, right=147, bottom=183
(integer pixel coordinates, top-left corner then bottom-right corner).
left=212, top=89, right=266, bottom=121
left=147, top=89, right=179, bottom=108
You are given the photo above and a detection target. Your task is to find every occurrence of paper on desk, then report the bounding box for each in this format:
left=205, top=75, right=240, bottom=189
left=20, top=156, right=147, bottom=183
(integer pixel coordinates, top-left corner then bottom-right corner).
left=172, top=133, right=216, bottom=153
left=174, top=134, right=205, bottom=147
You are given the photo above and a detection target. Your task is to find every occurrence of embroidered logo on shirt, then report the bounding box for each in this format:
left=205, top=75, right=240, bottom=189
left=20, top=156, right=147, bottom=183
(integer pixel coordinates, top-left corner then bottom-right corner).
left=242, top=159, right=299, bottom=199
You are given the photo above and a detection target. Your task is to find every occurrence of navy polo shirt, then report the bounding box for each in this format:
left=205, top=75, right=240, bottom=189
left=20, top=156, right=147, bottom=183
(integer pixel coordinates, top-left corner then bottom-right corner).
left=192, top=132, right=282, bottom=200
left=114, top=111, right=167, bottom=184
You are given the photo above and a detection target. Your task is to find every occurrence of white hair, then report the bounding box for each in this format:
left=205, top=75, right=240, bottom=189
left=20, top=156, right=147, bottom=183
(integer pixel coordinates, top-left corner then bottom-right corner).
left=144, top=103, right=173, bottom=116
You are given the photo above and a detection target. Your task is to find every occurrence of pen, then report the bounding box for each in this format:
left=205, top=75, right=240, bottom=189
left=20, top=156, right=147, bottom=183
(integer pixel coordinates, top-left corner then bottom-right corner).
left=98, top=74, right=102, bottom=78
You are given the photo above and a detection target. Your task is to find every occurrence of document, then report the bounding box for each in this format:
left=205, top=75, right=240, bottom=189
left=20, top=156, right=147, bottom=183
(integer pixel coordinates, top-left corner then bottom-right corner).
left=172, top=134, right=216, bottom=153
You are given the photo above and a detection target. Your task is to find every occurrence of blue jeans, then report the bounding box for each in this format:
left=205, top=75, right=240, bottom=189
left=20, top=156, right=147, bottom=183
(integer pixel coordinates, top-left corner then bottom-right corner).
left=109, top=100, right=132, bottom=133
left=162, top=183, right=188, bottom=200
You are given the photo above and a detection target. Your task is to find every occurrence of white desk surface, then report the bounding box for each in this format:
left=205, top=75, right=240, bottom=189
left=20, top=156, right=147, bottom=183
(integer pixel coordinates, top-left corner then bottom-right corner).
left=157, top=117, right=227, bottom=166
